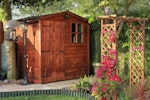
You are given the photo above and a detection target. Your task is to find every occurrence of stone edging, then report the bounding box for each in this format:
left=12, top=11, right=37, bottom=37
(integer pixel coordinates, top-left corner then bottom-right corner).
left=0, top=89, right=97, bottom=100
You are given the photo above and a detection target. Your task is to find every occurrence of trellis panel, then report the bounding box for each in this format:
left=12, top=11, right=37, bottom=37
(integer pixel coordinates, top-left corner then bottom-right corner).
left=100, top=17, right=117, bottom=100
left=101, top=18, right=117, bottom=61
left=129, top=21, right=145, bottom=85
left=99, top=15, right=147, bottom=100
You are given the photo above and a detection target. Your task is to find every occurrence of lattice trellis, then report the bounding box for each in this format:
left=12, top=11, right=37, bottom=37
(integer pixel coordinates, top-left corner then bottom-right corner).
left=100, top=17, right=117, bottom=100
left=99, top=16, right=147, bottom=86
left=129, top=21, right=146, bottom=85
left=100, top=18, right=117, bottom=61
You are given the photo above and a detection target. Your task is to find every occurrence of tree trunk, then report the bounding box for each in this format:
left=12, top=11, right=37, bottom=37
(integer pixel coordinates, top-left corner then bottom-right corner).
left=1, top=0, right=12, bottom=22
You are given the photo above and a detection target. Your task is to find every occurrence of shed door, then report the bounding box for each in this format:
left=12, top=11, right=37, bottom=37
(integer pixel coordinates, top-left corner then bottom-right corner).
left=41, top=20, right=65, bottom=83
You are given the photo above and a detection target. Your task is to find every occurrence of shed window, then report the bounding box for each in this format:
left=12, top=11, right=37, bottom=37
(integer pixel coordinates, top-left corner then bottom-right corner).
left=78, top=24, right=82, bottom=33
left=72, top=23, right=76, bottom=32
left=72, top=23, right=83, bottom=43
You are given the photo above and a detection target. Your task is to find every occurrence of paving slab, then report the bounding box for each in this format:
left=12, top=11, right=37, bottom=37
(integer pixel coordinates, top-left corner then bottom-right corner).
left=0, top=79, right=79, bottom=92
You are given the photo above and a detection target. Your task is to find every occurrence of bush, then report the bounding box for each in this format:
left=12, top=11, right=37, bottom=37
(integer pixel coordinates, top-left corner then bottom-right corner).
left=71, top=75, right=94, bottom=93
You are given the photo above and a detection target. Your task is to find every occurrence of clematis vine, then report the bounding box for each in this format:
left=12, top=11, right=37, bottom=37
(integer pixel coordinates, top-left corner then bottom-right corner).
left=108, top=30, right=116, bottom=42
left=132, top=47, right=136, bottom=51
left=101, top=29, right=108, bottom=35
left=91, top=48, right=122, bottom=100
left=132, top=45, right=143, bottom=52
left=138, top=45, right=143, bottom=51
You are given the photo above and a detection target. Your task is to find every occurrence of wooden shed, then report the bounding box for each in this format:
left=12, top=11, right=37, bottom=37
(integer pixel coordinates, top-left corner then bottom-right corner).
left=16, top=11, right=90, bottom=84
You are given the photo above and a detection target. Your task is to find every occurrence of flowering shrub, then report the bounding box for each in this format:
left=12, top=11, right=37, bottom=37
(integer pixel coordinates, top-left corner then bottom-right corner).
left=91, top=49, right=122, bottom=100
left=101, top=29, right=116, bottom=42
left=92, top=29, right=122, bottom=100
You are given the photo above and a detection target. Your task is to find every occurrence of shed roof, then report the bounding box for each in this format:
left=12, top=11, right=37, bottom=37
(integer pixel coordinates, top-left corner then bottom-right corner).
left=17, top=10, right=88, bottom=23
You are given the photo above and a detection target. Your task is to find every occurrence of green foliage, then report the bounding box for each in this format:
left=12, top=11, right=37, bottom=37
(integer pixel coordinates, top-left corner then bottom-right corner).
left=0, top=8, right=4, bottom=21
left=90, top=20, right=100, bottom=31
left=71, top=75, right=93, bottom=93
left=90, top=20, right=100, bottom=74
left=1, top=95, right=87, bottom=100
left=118, top=86, right=131, bottom=100
left=117, top=23, right=130, bottom=84
left=145, top=22, right=150, bottom=76
left=0, top=70, right=6, bottom=80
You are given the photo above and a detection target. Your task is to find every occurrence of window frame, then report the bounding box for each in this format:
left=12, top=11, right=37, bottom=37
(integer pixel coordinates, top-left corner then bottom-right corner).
left=71, top=23, right=83, bottom=44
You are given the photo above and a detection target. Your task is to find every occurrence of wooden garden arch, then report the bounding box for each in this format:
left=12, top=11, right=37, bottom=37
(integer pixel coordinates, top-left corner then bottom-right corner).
left=98, top=15, right=148, bottom=86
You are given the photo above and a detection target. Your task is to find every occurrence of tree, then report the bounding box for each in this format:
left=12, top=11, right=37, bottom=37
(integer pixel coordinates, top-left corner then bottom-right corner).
left=1, top=0, right=149, bottom=23
left=0, top=0, right=12, bottom=22
left=0, top=0, right=61, bottom=22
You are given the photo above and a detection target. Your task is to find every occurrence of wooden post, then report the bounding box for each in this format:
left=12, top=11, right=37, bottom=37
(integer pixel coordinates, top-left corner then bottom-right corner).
left=140, top=21, right=145, bottom=81
left=101, top=19, right=103, bottom=61
left=128, top=21, right=133, bottom=85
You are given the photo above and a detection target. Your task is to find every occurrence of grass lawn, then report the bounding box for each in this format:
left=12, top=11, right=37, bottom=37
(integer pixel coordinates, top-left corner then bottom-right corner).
left=1, top=95, right=87, bottom=100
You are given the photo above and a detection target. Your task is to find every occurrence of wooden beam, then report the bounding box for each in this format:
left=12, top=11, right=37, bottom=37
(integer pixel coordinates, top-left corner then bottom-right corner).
left=98, top=15, right=148, bottom=22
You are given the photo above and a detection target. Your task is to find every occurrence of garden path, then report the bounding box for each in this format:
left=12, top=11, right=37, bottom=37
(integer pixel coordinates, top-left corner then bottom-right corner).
left=0, top=79, right=79, bottom=92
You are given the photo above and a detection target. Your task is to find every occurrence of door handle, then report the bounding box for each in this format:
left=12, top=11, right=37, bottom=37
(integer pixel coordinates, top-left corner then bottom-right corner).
left=60, top=50, right=64, bottom=53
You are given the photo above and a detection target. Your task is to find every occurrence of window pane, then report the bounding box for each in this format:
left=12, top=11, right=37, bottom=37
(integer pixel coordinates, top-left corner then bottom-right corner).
left=78, top=24, right=82, bottom=33
left=78, top=34, right=83, bottom=43
left=72, top=23, right=76, bottom=32
left=72, top=34, right=76, bottom=43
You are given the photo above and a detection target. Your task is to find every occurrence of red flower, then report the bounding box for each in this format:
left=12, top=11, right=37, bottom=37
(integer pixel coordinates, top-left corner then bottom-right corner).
left=101, top=97, right=107, bottom=100
left=109, top=31, right=116, bottom=42
left=102, top=83, right=110, bottom=87
left=101, top=29, right=108, bottom=34
left=108, top=59, right=116, bottom=67
left=109, top=48, right=117, bottom=55
left=96, top=68, right=104, bottom=78
left=108, top=74, right=121, bottom=82
left=108, top=67, right=113, bottom=72
left=106, top=71, right=112, bottom=77
left=101, top=65, right=107, bottom=71
left=103, top=55, right=110, bottom=61
left=101, top=87, right=107, bottom=92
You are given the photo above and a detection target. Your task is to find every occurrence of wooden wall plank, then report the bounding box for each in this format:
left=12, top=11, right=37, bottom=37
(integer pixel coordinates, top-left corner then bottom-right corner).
left=0, top=22, right=4, bottom=70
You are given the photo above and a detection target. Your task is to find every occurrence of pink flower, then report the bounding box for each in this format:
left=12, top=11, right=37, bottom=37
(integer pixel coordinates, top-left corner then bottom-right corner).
left=103, top=55, right=110, bottom=61
left=96, top=68, right=104, bottom=78
left=109, top=59, right=116, bottom=67
left=109, top=49, right=117, bottom=55
left=101, top=29, right=107, bottom=34
left=92, top=83, right=97, bottom=91
left=101, top=65, right=107, bottom=71
left=108, top=67, right=114, bottom=72
left=106, top=71, right=112, bottom=77
left=138, top=45, right=143, bottom=51
left=132, top=47, right=136, bottom=51
left=110, top=30, right=115, bottom=34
